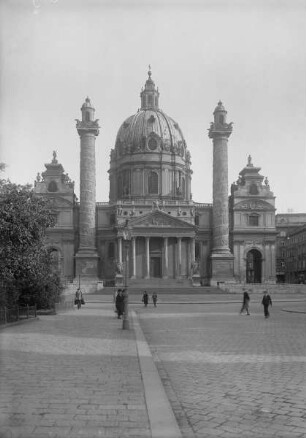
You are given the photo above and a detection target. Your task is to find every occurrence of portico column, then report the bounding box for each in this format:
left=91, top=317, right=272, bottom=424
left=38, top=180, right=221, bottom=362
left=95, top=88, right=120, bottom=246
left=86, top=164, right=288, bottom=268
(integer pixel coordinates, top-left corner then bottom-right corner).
left=177, top=237, right=182, bottom=278
left=191, top=237, right=196, bottom=263
left=118, top=238, right=123, bottom=264
left=187, top=238, right=191, bottom=278
left=163, top=237, right=168, bottom=279
left=132, top=237, right=136, bottom=279
left=145, top=237, right=150, bottom=279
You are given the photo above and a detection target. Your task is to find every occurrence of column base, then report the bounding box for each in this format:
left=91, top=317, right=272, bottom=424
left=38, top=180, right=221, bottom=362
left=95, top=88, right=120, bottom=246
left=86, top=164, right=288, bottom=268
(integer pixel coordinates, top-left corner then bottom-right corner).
left=192, top=274, right=201, bottom=287
left=75, top=248, right=99, bottom=278
left=115, top=274, right=124, bottom=287
left=210, top=252, right=235, bottom=286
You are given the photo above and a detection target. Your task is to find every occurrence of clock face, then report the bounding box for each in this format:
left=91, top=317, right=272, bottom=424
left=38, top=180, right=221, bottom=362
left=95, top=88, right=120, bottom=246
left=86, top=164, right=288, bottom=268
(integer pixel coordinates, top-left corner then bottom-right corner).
left=148, top=138, right=157, bottom=151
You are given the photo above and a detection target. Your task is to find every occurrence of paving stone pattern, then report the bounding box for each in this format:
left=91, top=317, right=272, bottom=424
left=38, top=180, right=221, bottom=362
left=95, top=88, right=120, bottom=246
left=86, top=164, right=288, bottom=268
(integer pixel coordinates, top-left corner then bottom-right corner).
left=137, top=300, right=306, bottom=438
left=0, top=305, right=150, bottom=438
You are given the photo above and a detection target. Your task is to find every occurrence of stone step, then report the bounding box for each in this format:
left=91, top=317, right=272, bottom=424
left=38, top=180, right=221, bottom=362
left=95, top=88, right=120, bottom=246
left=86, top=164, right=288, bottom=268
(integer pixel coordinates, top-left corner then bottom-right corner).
left=127, top=277, right=193, bottom=288
left=92, top=286, right=221, bottom=295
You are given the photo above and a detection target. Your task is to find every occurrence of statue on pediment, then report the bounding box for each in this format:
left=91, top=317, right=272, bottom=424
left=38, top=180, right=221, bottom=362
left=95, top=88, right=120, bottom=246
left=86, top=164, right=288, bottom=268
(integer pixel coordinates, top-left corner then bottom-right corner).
left=52, top=150, right=58, bottom=164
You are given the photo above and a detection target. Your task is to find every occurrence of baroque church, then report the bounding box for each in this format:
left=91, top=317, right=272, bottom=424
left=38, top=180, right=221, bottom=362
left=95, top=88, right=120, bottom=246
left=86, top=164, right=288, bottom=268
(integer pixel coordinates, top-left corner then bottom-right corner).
left=34, top=69, right=277, bottom=290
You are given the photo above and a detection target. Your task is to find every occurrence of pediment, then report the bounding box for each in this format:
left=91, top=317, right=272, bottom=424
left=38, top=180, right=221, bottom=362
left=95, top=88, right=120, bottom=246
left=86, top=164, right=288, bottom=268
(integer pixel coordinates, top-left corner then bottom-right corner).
left=234, top=199, right=275, bottom=211
left=128, top=210, right=196, bottom=229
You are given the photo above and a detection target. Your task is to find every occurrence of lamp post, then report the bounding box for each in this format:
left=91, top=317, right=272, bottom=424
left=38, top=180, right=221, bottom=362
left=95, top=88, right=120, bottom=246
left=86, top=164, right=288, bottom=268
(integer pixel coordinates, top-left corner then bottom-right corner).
left=122, top=220, right=131, bottom=330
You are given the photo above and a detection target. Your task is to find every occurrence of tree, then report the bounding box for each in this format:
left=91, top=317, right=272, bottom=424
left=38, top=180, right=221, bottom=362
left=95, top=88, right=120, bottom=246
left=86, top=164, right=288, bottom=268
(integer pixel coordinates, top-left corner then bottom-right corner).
left=0, top=178, right=63, bottom=308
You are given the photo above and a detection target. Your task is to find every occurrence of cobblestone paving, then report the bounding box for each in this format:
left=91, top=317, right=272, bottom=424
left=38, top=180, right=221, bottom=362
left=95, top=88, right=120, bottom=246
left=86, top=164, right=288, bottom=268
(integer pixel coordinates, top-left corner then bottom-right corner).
left=0, top=305, right=150, bottom=438
left=137, top=300, right=306, bottom=438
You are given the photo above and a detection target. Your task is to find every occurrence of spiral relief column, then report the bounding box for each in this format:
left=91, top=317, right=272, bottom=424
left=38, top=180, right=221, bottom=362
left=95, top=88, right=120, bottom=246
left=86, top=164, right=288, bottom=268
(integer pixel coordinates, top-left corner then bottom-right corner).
left=208, top=101, right=234, bottom=285
left=75, top=97, right=100, bottom=282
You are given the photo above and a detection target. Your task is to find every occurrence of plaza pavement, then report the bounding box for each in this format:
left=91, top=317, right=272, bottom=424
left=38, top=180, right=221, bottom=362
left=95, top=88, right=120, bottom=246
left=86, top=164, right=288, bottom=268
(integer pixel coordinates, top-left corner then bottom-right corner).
left=137, top=296, right=306, bottom=438
left=0, top=292, right=305, bottom=438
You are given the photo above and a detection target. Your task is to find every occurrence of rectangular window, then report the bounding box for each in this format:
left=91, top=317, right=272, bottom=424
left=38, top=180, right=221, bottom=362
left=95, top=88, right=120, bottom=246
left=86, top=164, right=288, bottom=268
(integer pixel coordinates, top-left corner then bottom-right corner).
left=249, top=215, right=259, bottom=226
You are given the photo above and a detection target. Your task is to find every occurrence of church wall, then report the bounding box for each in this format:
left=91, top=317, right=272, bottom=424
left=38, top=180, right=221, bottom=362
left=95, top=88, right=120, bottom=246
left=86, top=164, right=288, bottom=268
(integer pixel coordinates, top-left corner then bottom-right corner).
left=197, top=209, right=211, bottom=228
left=62, top=241, right=75, bottom=278
left=57, top=210, right=73, bottom=227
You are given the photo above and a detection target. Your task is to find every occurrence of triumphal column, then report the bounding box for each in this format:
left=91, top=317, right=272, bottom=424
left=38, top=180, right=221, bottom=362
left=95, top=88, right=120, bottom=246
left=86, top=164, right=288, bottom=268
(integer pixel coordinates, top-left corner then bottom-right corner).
left=208, top=101, right=234, bottom=285
left=75, top=97, right=100, bottom=281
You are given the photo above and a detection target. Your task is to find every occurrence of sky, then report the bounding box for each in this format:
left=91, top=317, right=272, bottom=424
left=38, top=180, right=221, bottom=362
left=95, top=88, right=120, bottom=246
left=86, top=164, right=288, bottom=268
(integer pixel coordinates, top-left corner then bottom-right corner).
left=0, top=0, right=305, bottom=213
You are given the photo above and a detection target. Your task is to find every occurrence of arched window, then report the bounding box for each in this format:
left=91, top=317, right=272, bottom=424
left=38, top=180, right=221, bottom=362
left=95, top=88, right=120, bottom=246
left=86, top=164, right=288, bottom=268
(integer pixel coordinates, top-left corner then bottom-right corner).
left=148, top=171, right=158, bottom=194
left=118, top=175, right=122, bottom=198
left=48, top=181, right=58, bottom=192
left=219, top=114, right=224, bottom=124
left=181, top=177, right=186, bottom=197
left=85, top=112, right=90, bottom=122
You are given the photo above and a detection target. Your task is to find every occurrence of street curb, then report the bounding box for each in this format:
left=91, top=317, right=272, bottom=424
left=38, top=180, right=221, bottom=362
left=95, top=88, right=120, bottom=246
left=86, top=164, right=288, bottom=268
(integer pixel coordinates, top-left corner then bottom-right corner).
left=131, top=311, right=182, bottom=438
left=282, top=308, right=306, bottom=314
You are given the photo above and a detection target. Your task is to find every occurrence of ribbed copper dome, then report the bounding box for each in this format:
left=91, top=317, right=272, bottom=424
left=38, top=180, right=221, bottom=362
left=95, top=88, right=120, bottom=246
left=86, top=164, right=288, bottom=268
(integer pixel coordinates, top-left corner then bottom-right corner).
left=114, top=108, right=187, bottom=158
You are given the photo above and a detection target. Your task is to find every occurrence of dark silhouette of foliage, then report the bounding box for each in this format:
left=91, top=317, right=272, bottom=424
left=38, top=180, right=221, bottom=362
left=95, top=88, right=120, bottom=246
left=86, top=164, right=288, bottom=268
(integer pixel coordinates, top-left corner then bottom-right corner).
left=0, top=178, right=63, bottom=308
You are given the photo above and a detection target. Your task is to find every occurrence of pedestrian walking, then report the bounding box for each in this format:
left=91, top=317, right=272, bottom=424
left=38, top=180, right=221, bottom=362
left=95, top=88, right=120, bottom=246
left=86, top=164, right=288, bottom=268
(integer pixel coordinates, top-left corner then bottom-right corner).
left=262, top=290, right=272, bottom=318
left=113, top=288, right=119, bottom=314
left=115, top=289, right=124, bottom=319
left=142, top=291, right=149, bottom=307
left=75, top=288, right=83, bottom=310
left=240, top=289, right=250, bottom=315
left=152, top=292, right=158, bottom=307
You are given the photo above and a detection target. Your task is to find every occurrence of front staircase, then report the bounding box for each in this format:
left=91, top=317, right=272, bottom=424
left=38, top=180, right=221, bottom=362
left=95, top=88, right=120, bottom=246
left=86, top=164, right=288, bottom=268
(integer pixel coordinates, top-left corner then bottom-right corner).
left=127, top=277, right=193, bottom=289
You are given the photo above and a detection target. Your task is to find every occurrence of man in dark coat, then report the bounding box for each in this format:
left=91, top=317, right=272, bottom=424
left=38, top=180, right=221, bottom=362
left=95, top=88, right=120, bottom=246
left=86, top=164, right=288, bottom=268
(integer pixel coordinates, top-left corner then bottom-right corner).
left=142, top=291, right=148, bottom=307
left=262, top=290, right=272, bottom=318
left=115, top=289, right=124, bottom=319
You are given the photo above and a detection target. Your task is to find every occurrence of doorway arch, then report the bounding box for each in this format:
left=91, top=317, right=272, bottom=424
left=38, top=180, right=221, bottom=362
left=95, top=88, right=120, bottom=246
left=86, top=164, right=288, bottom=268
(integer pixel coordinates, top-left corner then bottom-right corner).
left=246, top=249, right=262, bottom=283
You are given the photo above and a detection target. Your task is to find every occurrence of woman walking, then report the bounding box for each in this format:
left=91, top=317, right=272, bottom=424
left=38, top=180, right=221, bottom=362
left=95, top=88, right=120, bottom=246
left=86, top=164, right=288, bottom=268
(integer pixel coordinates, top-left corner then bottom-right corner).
left=240, top=289, right=250, bottom=315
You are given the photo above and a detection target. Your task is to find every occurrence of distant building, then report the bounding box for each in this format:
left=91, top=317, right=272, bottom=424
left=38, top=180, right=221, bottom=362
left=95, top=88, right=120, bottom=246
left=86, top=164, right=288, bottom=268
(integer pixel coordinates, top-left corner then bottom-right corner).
left=275, top=214, right=306, bottom=283
left=34, top=69, right=278, bottom=289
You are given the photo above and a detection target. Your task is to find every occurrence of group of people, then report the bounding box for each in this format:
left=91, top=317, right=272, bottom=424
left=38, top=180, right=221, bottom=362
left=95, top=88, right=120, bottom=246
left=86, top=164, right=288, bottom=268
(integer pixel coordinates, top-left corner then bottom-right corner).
left=142, top=291, right=158, bottom=307
left=240, top=289, right=273, bottom=318
left=77, top=286, right=272, bottom=318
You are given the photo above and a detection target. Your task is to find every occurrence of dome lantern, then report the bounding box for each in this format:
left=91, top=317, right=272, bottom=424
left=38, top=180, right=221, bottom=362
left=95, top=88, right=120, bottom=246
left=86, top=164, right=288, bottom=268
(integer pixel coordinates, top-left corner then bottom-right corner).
left=140, top=65, right=160, bottom=110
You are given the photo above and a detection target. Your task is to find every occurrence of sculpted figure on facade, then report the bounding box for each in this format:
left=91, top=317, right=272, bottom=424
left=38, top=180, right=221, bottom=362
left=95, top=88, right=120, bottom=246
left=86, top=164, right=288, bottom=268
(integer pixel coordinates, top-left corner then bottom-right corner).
left=115, top=261, right=123, bottom=274
left=191, top=259, right=200, bottom=275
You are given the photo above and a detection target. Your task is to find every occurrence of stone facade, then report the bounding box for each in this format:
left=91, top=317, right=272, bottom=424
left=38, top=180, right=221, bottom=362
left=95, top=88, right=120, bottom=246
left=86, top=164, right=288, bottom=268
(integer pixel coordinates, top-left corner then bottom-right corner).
left=229, top=157, right=277, bottom=284
left=34, top=70, right=277, bottom=288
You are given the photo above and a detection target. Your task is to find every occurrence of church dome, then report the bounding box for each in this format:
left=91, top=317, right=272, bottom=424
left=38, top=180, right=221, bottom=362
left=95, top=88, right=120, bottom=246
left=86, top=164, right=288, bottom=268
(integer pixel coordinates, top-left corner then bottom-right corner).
left=112, top=67, right=188, bottom=159
left=108, top=68, right=192, bottom=203
left=115, top=109, right=187, bottom=157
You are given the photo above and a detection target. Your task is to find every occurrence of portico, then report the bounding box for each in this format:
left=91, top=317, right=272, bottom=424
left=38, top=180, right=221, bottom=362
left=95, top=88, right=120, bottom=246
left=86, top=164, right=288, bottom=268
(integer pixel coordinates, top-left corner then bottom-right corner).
left=116, top=211, right=196, bottom=281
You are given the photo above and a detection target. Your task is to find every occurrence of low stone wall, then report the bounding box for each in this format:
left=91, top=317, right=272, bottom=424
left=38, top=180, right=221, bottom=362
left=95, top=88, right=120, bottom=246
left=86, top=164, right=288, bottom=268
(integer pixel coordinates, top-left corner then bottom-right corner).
left=218, top=283, right=306, bottom=294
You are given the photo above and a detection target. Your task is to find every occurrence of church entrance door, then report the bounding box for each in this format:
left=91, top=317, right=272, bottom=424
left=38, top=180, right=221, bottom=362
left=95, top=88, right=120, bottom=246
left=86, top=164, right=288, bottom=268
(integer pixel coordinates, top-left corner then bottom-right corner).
left=246, top=249, right=262, bottom=283
left=150, top=257, right=161, bottom=278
